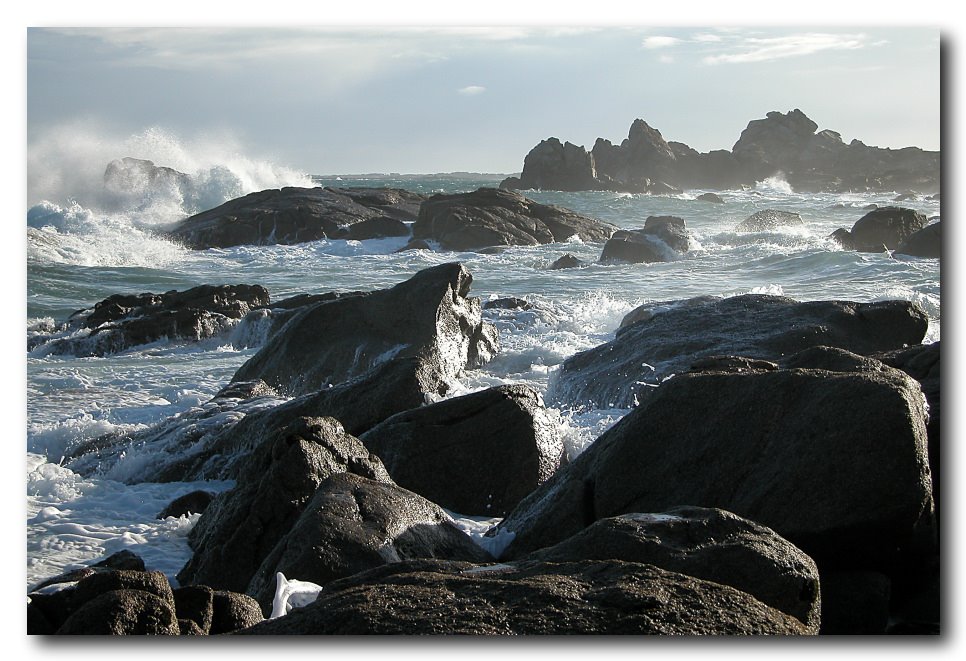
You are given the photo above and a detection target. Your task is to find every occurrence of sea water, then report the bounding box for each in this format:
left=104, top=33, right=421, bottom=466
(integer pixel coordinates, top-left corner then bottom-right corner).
left=24, top=135, right=940, bottom=591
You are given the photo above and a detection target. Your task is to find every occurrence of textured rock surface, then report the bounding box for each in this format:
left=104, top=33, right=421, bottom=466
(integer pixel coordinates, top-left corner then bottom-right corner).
left=735, top=209, right=804, bottom=232
left=895, top=221, right=941, bottom=258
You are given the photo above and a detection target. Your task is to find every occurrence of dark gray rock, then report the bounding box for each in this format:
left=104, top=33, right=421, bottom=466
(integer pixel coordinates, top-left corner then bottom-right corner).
left=210, top=591, right=265, bottom=634
left=499, top=367, right=934, bottom=573
left=819, top=570, right=891, bottom=634
left=515, top=138, right=601, bottom=191
left=735, top=209, right=804, bottom=232
left=167, top=186, right=425, bottom=249
left=696, top=192, right=724, bottom=203
left=394, top=238, right=433, bottom=252
left=246, top=473, right=495, bottom=610
left=56, top=589, right=180, bottom=635
left=30, top=550, right=147, bottom=593
left=29, top=284, right=271, bottom=357
left=551, top=294, right=928, bottom=409
left=344, top=215, right=411, bottom=240
left=525, top=508, right=820, bottom=632
left=548, top=253, right=584, bottom=269
left=360, top=385, right=566, bottom=516
left=598, top=231, right=668, bottom=264
left=483, top=297, right=532, bottom=311
left=411, top=187, right=615, bottom=251
left=235, top=558, right=810, bottom=635
left=895, top=221, right=941, bottom=258
left=849, top=206, right=928, bottom=250
left=230, top=262, right=498, bottom=398
left=176, top=416, right=391, bottom=593
left=158, top=490, right=215, bottom=519
left=689, top=355, right=779, bottom=373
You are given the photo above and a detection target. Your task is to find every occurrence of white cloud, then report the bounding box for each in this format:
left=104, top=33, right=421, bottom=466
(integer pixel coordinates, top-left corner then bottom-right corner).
left=458, top=85, right=486, bottom=95
left=642, top=36, right=681, bottom=49
left=692, top=33, right=723, bottom=43
left=659, top=55, right=675, bottom=64
left=702, top=32, right=870, bottom=65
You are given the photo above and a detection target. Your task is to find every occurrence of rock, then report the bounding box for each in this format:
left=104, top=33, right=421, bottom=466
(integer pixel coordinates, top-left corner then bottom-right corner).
left=599, top=217, right=690, bottom=264
left=548, top=253, right=584, bottom=269
left=735, top=209, right=804, bottom=232
left=210, top=591, right=265, bottom=633
left=394, top=238, right=432, bottom=252
left=172, top=585, right=214, bottom=634
left=516, top=138, right=601, bottom=191
left=524, top=508, right=820, bottom=631
left=30, top=550, right=147, bottom=593
left=849, top=206, right=928, bottom=250
left=411, top=187, right=615, bottom=251
left=235, top=558, right=810, bottom=635
left=157, top=490, right=215, bottom=519
left=483, top=297, right=532, bottom=311
left=245, top=473, right=495, bottom=610
left=343, top=215, right=411, bottom=240
left=176, top=416, right=391, bottom=593
left=29, top=284, right=271, bottom=357
left=56, top=589, right=180, bottom=635
left=895, top=221, right=941, bottom=258
left=819, top=570, right=891, bottom=634
left=498, top=367, right=934, bottom=573
left=689, top=355, right=779, bottom=373
left=894, top=191, right=918, bottom=201
left=230, top=262, right=497, bottom=398
left=359, top=385, right=566, bottom=516
left=167, top=186, right=425, bottom=249
left=696, top=192, right=724, bottom=203
left=550, top=294, right=928, bottom=409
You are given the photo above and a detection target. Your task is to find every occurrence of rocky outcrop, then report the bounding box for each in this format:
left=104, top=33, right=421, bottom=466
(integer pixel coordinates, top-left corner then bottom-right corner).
left=411, top=187, right=616, bottom=251
left=167, top=186, right=425, bottom=249
left=28, top=284, right=270, bottom=357
left=550, top=293, right=928, bottom=409
left=245, top=473, right=495, bottom=610
left=598, top=216, right=691, bottom=264
left=496, top=366, right=935, bottom=575
left=895, top=221, right=941, bottom=258
left=235, top=558, right=811, bottom=635
left=359, top=385, right=566, bottom=516
left=525, top=508, right=821, bottom=632
left=735, top=209, right=804, bottom=232
left=502, top=109, right=939, bottom=194
left=830, top=206, right=928, bottom=251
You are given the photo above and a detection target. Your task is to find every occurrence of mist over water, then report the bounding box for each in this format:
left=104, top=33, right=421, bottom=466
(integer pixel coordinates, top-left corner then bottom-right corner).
left=24, top=135, right=941, bottom=590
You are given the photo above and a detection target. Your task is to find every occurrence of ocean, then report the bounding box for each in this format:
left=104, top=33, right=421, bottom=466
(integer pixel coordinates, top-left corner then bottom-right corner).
left=24, top=142, right=941, bottom=592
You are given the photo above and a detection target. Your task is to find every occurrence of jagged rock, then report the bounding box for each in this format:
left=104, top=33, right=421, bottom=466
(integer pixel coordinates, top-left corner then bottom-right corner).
left=735, top=209, right=804, bottom=232
left=548, top=253, right=584, bottom=269
left=167, top=186, right=425, bottom=249
left=515, top=138, right=600, bottom=191
left=176, top=416, right=391, bottom=593
left=245, top=473, right=495, bottom=611
left=550, top=294, right=928, bottom=410
left=484, top=297, right=532, bottom=311
left=524, top=508, right=820, bottom=631
left=497, top=367, right=934, bottom=574
left=411, top=187, right=615, bottom=251
left=696, top=192, right=724, bottom=203
left=895, top=222, right=941, bottom=258
left=360, top=385, right=566, bottom=516
left=157, top=490, right=215, bottom=519
left=235, top=558, right=810, bottom=635
left=29, top=284, right=270, bottom=357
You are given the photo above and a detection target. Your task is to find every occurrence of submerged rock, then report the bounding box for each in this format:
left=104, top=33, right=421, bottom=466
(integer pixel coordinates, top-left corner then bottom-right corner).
left=550, top=293, right=928, bottom=410
left=598, top=217, right=691, bottom=264
left=167, top=186, right=424, bottom=249
left=548, top=253, right=584, bottom=270
left=696, top=192, right=724, bottom=203
left=235, top=558, right=810, bottom=635
left=735, top=209, right=804, bottom=232
left=360, top=384, right=566, bottom=516
left=411, top=187, right=615, bottom=251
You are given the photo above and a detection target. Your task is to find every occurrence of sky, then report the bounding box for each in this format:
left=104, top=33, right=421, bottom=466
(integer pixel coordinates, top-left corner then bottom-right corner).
left=25, top=20, right=941, bottom=177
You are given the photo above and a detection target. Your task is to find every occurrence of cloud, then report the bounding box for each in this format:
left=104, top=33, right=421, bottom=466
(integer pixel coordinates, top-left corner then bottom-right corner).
left=702, top=32, right=871, bottom=65
left=692, top=33, right=723, bottom=43
left=658, top=55, right=675, bottom=64
left=642, top=36, right=681, bottom=49
left=458, top=85, right=486, bottom=95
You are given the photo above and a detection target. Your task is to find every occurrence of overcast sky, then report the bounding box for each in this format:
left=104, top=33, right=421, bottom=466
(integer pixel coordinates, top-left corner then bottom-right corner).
left=26, top=23, right=940, bottom=176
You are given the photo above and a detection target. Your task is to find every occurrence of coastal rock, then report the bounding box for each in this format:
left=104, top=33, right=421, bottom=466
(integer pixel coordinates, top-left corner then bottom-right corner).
left=30, top=550, right=146, bottom=593
left=848, top=206, right=928, bottom=250
left=235, top=558, right=810, bottom=635
left=230, top=262, right=497, bottom=397
left=599, top=217, right=690, bottom=264
left=735, top=209, right=804, bottom=232
left=157, top=490, right=215, bottom=519
left=29, top=284, right=270, bottom=357
left=343, top=215, right=411, bottom=240
left=484, top=297, right=532, bottom=311
left=514, top=138, right=600, bottom=191
left=819, top=570, right=892, bottom=634
left=394, top=238, right=432, bottom=252
left=550, top=294, right=928, bottom=409
left=411, top=187, right=615, bottom=251
left=167, top=186, right=425, bottom=249
left=102, top=157, right=194, bottom=211
left=525, top=508, right=820, bottom=631
left=359, top=385, right=566, bottom=516
left=172, top=586, right=264, bottom=635
left=176, top=416, right=391, bottom=593
left=696, top=192, right=724, bottom=203
left=246, top=473, right=495, bottom=611
left=895, top=221, right=941, bottom=258
left=497, top=367, right=934, bottom=573
left=56, top=589, right=180, bottom=635
left=548, top=253, right=584, bottom=269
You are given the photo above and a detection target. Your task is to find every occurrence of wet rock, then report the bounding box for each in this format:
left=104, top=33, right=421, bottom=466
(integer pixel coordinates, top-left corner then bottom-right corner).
left=513, top=138, right=601, bottom=191
left=551, top=294, right=928, bottom=410
left=735, top=209, right=804, bottom=232
left=895, top=221, right=941, bottom=258
left=343, top=215, right=411, bottom=240
left=549, top=253, right=584, bottom=269
left=30, top=550, right=147, bottom=593
left=394, top=238, right=432, bottom=252
left=245, top=473, right=494, bottom=610
left=411, top=187, right=615, bottom=251
left=360, top=385, right=566, bottom=516
left=849, top=206, right=928, bottom=250
left=696, top=192, right=724, bottom=203
left=158, top=490, right=215, bottom=519
left=484, top=297, right=532, bottom=311
left=56, top=589, right=180, bottom=635
left=599, top=217, right=690, bottom=264
left=235, top=558, right=810, bottom=635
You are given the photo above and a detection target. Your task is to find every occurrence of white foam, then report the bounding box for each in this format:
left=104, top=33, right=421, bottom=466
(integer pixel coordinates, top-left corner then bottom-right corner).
left=270, top=572, right=324, bottom=619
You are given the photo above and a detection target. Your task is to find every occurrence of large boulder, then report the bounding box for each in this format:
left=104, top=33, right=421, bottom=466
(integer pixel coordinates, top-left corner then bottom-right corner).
left=230, top=262, right=497, bottom=397
left=245, top=473, right=495, bottom=611
left=514, top=138, right=601, bottom=191
left=235, top=558, right=810, bottom=635
left=895, top=221, right=941, bottom=258
left=550, top=294, right=928, bottom=409
left=176, top=416, right=391, bottom=593
left=28, top=284, right=270, bottom=357
left=848, top=206, right=928, bottom=250
left=167, top=186, right=424, bottom=249
left=411, top=187, right=615, bottom=251
left=598, top=217, right=690, bottom=264
left=498, top=367, right=934, bottom=572
left=735, top=209, right=804, bottom=232
left=525, top=508, right=821, bottom=632
left=359, top=384, right=566, bottom=516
